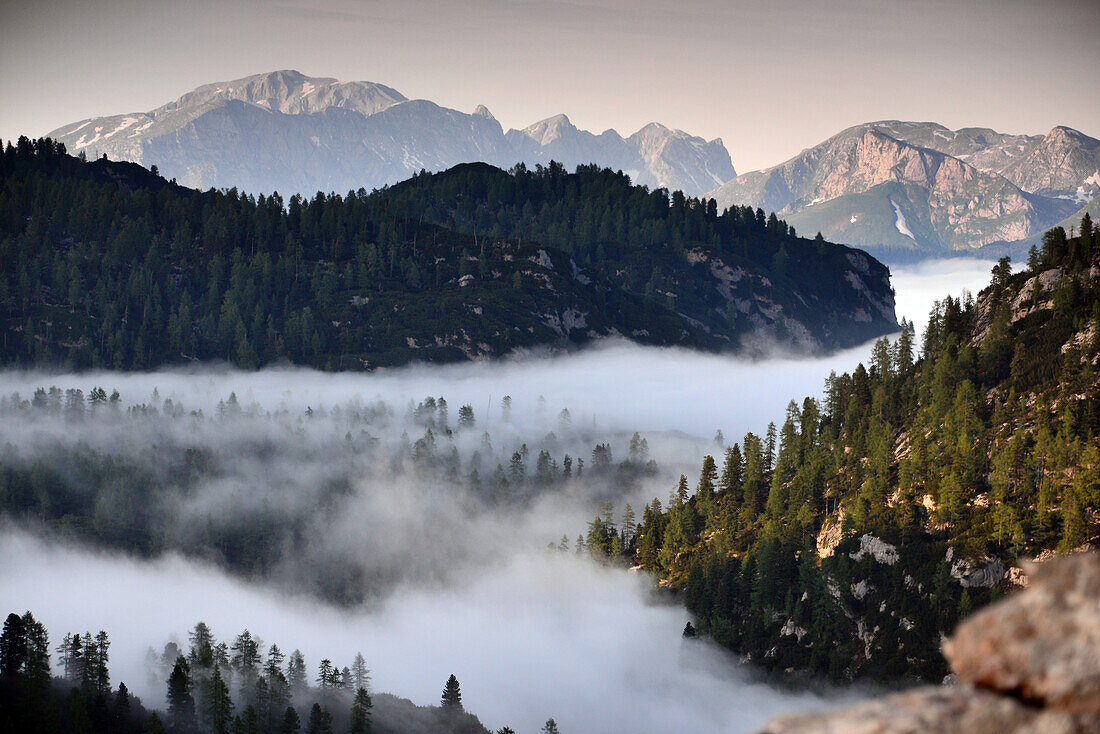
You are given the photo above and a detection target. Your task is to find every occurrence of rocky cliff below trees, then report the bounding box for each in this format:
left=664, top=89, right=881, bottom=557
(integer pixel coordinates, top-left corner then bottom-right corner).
left=611, top=219, right=1099, bottom=681
left=757, top=551, right=1100, bottom=733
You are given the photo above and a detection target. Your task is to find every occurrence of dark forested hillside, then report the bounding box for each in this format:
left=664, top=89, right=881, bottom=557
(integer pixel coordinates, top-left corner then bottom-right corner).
left=580, top=220, right=1100, bottom=681
left=381, top=162, right=897, bottom=350
left=0, top=138, right=894, bottom=371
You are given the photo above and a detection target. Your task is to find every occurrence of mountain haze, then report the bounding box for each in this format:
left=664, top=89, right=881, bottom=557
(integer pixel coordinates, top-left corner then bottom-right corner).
left=47, top=70, right=736, bottom=197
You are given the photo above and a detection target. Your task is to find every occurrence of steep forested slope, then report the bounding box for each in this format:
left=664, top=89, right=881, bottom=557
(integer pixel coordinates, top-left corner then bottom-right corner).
left=380, top=162, right=897, bottom=351
left=582, top=220, right=1100, bottom=681
left=0, top=138, right=894, bottom=370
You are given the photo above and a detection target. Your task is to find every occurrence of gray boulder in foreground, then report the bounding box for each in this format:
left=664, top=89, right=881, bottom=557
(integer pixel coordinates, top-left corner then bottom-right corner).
left=757, top=552, right=1100, bottom=733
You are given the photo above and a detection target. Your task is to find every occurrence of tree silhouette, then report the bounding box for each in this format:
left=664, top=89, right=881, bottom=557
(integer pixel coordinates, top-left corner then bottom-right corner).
left=440, top=674, right=462, bottom=710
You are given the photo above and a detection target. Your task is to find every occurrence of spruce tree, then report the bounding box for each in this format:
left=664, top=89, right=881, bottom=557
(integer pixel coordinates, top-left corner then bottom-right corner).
left=167, top=655, right=196, bottom=733
left=0, top=612, right=26, bottom=677
left=305, top=703, right=333, bottom=734
left=22, top=613, right=50, bottom=687
left=280, top=706, right=301, bottom=734
left=203, top=664, right=233, bottom=734
left=350, top=687, right=372, bottom=734
left=440, top=674, right=462, bottom=710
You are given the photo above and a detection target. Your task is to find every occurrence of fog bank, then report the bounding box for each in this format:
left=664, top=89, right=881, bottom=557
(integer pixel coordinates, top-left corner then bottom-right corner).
left=0, top=258, right=997, bottom=442
left=0, top=257, right=992, bottom=731
left=891, top=257, right=999, bottom=337
left=0, top=528, right=856, bottom=734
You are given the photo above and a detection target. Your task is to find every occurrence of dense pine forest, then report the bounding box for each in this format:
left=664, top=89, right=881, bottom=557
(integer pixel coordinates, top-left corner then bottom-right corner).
left=0, top=611, right=498, bottom=734
left=378, top=161, right=895, bottom=348
left=0, top=137, right=894, bottom=372
left=578, top=220, right=1100, bottom=680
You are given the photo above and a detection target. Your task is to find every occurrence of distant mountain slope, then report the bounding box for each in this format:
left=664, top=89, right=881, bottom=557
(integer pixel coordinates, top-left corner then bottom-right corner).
left=46, top=70, right=736, bottom=197
left=0, top=139, right=894, bottom=372
left=708, top=121, right=1096, bottom=261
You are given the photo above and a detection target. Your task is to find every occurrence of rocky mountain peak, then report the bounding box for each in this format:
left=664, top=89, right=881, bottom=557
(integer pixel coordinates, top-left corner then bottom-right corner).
left=1000, top=125, right=1100, bottom=199
left=472, top=104, right=495, bottom=120
left=629, top=122, right=675, bottom=145
left=160, top=69, right=407, bottom=119
left=521, top=114, right=576, bottom=145
left=46, top=71, right=739, bottom=197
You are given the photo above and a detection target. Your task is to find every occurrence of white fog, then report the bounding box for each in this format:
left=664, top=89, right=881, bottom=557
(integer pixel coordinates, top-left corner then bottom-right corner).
left=0, top=258, right=995, bottom=733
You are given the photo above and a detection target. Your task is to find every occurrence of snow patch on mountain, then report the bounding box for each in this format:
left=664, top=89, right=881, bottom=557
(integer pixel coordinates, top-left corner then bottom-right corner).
left=891, top=199, right=915, bottom=240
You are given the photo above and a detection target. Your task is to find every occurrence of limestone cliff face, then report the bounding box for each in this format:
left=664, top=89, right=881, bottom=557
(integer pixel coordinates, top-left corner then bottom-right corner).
left=709, top=121, right=1094, bottom=260
left=999, top=126, right=1100, bottom=199
left=46, top=70, right=735, bottom=197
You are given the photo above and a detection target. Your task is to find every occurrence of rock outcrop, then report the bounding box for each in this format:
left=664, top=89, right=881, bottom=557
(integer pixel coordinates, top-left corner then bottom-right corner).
left=756, top=553, right=1100, bottom=733
left=944, top=553, right=1100, bottom=717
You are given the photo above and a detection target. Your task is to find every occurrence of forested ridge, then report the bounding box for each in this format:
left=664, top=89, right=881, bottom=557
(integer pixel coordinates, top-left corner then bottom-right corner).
left=578, top=220, right=1100, bottom=681
left=379, top=161, right=896, bottom=349
left=0, top=137, right=894, bottom=372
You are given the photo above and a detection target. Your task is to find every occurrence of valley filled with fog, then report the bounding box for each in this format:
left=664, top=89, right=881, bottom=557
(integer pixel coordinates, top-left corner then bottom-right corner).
left=0, top=259, right=995, bottom=733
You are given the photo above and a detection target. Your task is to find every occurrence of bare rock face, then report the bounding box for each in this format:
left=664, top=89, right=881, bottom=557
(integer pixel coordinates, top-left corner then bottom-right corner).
left=706, top=120, right=1092, bottom=258
left=755, top=553, right=1100, bottom=733
left=944, top=553, right=1100, bottom=716
left=757, top=686, right=1089, bottom=734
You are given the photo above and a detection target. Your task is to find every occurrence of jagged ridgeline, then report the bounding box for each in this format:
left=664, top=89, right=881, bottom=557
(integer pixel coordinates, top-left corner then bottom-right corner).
left=584, top=220, right=1099, bottom=681
left=0, top=137, right=894, bottom=371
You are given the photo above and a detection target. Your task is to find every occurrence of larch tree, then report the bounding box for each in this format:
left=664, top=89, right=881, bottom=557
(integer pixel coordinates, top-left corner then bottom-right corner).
left=350, top=652, right=371, bottom=692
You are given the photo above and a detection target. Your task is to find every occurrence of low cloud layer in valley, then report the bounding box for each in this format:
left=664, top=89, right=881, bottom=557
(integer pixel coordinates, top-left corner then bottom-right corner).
left=0, top=259, right=995, bottom=732
left=0, top=528, right=861, bottom=733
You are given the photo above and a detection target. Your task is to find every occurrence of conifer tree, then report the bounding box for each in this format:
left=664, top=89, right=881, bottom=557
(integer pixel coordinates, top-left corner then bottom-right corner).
left=0, top=613, right=26, bottom=677
left=350, top=687, right=373, bottom=734
left=202, top=664, right=233, bottom=734
left=167, top=655, right=196, bottom=733
left=350, top=652, right=371, bottom=693
left=305, top=703, right=332, bottom=734
left=21, top=612, right=50, bottom=687
left=286, top=650, right=308, bottom=695
left=441, top=674, right=462, bottom=710
left=280, top=706, right=301, bottom=734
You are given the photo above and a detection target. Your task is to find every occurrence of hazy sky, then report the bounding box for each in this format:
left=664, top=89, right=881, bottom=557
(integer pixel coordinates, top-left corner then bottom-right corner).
left=2, top=0, right=1098, bottom=172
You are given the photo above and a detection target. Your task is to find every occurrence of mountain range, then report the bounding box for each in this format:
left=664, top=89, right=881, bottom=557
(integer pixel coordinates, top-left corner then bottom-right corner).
left=708, top=121, right=1100, bottom=261
left=46, top=69, right=736, bottom=198
left=46, top=72, right=1098, bottom=262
